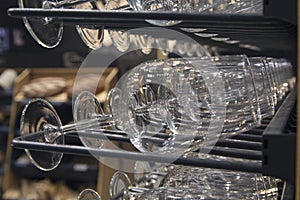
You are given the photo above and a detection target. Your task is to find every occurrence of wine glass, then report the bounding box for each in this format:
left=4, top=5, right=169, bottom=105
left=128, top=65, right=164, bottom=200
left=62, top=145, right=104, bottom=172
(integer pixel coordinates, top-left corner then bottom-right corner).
left=109, top=171, right=132, bottom=198
left=18, top=0, right=105, bottom=49
left=78, top=188, right=102, bottom=200
left=109, top=171, right=154, bottom=199
left=21, top=88, right=127, bottom=171
left=105, top=0, right=131, bottom=52
left=248, top=57, right=275, bottom=119
left=141, top=153, right=279, bottom=200
left=170, top=55, right=260, bottom=134
left=131, top=34, right=154, bottom=55
left=20, top=83, right=193, bottom=171
left=134, top=161, right=169, bottom=189
left=128, top=0, right=263, bottom=27
left=111, top=58, right=226, bottom=154
left=18, top=0, right=63, bottom=48
left=75, top=0, right=105, bottom=49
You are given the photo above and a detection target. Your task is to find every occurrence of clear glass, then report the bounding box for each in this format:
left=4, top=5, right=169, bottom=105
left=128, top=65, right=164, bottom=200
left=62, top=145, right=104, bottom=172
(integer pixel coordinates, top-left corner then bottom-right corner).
left=248, top=57, right=275, bottom=119
left=109, top=171, right=132, bottom=198
left=134, top=161, right=168, bottom=189
left=128, top=0, right=263, bottom=26
left=73, top=91, right=107, bottom=148
left=128, top=0, right=183, bottom=26
left=20, top=98, right=64, bottom=171
left=131, top=34, right=154, bottom=55
left=78, top=188, right=102, bottom=200
left=139, top=153, right=279, bottom=200
left=111, top=58, right=226, bottom=154
left=19, top=0, right=106, bottom=49
left=199, top=55, right=260, bottom=133
left=75, top=0, right=105, bottom=49
left=20, top=91, right=110, bottom=171
left=106, top=0, right=131, bottom=52
left=18, top=0, right=63, bottom=48
left=272, top=58, right=295, bottom=98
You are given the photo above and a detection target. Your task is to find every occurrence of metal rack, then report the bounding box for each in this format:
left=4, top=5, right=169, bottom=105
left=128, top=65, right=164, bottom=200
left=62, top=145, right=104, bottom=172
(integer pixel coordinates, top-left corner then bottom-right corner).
left=7, top=8, right=297, bottom=60
left=11, top=88, right=297, bottom=183
left=5, top=2, right=298, bottom=198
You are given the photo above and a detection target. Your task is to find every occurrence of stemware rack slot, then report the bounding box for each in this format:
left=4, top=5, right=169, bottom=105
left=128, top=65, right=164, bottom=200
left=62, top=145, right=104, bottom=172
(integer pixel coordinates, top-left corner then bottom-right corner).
left=7, top=8, right=297, bottom=60
left=11, top=89, right=297, bottom=183
left=5, top=2, right=298, bottom=198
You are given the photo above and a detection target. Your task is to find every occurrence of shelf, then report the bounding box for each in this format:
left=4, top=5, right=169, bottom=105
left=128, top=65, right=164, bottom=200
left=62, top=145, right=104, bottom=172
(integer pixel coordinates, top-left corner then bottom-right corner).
left=7, top=8, right=297, bottom=57
left=10, top=89, right=297, bottom=182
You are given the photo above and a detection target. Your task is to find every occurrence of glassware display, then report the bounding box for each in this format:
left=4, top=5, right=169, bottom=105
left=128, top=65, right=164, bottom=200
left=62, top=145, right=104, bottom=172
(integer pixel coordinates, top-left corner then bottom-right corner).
left=107, top=153, right=279, bottom=199
left=10, top=0, right=295, bottom=197
left=19, top=55, right=295, bottom=171
left=128, top=0, right=263, bottom=26
left=132, top=152, right=278, bottom=199
left=157, top=157, right=278, bottom=200
left=18, top=0, right=105, bottom=49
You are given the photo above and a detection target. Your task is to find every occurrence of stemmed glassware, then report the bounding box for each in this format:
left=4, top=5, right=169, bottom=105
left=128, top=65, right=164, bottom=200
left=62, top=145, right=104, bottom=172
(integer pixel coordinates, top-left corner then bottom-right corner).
left=74, top=0, right=106, bottom=49
left=105, top=0, right=132, bottom=52
left=156, top=155, right=278, bottom=200
left=18, top=0, right=105, bottom=49
left=20, top=94, right=104, bottom=171
left=78, top=188, right=102, bottom=200
left=18, top=0, right=63, bottom=48
left=18, top=0, right=143, bottom=50
left=128, top=0, right=263, bottom=26
left=19, top=55, right=294, bottom=171
left=19, top=57, right=218, bottom=170
left=107, top=153, right=279, bottom=200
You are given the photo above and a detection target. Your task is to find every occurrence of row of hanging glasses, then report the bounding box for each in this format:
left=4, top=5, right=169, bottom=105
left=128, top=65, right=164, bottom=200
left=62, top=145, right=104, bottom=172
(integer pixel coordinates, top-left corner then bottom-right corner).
left=76, top=154, right=279, bottom=199
left=19, top=0, right=261, bottom=49
left=20, top=54, right=295, bottom=171
left=114, top=155, right=279, bottom=199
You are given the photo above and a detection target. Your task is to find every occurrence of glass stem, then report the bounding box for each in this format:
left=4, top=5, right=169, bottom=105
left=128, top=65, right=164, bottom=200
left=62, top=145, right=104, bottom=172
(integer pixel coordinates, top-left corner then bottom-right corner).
left=61, top=114, right=115, bottom=133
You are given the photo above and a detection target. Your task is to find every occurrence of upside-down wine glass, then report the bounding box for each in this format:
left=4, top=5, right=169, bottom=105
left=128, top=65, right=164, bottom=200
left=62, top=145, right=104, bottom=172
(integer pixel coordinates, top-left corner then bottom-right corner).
left=19, top=0, right=105, bottom=48
left=78, top=188, right=102, bottom=200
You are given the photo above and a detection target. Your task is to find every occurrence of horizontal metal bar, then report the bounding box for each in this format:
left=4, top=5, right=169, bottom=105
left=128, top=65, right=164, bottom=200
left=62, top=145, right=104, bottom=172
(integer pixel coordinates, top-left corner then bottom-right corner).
left=230, top=133, right=262, bottom=142
left=215, top=138, right=262, bottom=150
left=208, top=147, right=262, bottom=160
left=11, top=139, right=262, bottom=173
left=7, top=8, right=281, bottom=23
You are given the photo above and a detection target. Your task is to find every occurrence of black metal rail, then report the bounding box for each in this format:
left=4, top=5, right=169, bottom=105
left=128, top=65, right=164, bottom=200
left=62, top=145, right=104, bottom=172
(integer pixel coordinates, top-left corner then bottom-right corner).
left=6, top=8, right=297, bottom=56
left=11, top=89, right=297, bottom=178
